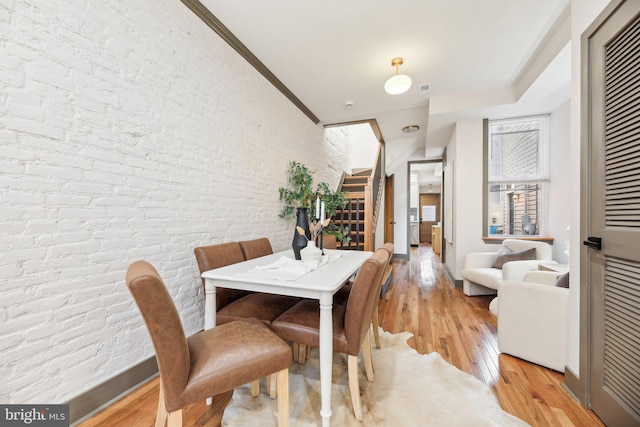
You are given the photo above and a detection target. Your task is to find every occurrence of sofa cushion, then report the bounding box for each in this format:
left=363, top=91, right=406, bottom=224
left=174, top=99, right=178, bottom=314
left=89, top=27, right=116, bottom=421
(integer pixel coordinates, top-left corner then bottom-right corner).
left=462, top=267, right=503, bottom=290
left=489, top=297, right=499, bottom=317
left=491, top=246, right=537, bottom=269
left=555, top=272, right=570, bottom=288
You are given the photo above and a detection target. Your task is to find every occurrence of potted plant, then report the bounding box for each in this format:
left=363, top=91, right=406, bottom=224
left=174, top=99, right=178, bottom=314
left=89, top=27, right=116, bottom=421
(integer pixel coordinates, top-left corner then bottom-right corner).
left=279, top=161, right=349, bottom=258
left=315, top=181, right=351, bottom=248
left=279, top=161, right=316, bottom=259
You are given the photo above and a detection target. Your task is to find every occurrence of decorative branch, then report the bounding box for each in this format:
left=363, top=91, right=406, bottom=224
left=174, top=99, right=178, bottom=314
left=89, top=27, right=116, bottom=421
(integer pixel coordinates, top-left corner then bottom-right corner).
left=297, top=218, right=330, bottom=241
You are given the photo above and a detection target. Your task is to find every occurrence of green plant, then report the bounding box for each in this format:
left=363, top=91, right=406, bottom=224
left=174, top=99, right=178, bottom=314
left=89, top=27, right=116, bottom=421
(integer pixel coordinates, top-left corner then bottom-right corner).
left=314, top=181, right=347, bottom=219
left=314, top=181, right=351, bottom=244
left=278, top=161, right=316, bottom=220
left=325, top=223, right=352, bottom=245
left=278, top=161, right=351, bottom=244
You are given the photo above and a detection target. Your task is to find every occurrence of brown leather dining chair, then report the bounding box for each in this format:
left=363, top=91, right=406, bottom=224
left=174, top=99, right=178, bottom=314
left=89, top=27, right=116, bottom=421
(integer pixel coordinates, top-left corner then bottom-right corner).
left=194, top=239, right=300, bottom=397
left=193, top=241, right=252, bottom=312
left=126, top=260, right=291, bottom=427
left=295, top=243, right=393, bottom=364
left=334, top=243, right=394, bottom=349
left=194, top=241, right=299, bottom=326
left=238, top=237, right=274, bottom=260
left=271, top=248, right=390, bottom=421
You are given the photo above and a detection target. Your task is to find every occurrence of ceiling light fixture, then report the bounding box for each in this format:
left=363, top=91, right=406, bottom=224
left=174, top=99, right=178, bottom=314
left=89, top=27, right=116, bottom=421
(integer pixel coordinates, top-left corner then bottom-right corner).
left=384, top=57, right=412, bottom=95
left=402, top=125, right=420, bottom=133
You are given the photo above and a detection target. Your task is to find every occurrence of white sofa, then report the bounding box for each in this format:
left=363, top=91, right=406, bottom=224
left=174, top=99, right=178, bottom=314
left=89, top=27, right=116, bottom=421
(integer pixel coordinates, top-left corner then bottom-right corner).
left=462, top=239, right=554, bottom=296
left=496, top=271, right=569, bottom=372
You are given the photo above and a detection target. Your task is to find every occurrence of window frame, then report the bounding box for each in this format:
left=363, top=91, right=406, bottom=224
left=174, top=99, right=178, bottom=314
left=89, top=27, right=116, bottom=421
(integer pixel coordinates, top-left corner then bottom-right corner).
left=483, top=115, right=550, bottom=239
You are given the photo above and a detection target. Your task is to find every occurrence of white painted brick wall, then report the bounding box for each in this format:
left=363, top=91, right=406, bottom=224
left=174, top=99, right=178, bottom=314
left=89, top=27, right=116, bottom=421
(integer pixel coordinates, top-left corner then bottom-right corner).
left=0, top=0, right=350, bottom=404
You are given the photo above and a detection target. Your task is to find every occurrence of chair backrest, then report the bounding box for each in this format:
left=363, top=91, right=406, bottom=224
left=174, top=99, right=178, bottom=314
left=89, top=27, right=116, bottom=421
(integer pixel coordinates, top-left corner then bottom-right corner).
left=380, top=243, right=394, bottom=259
left=239, top=237, right=273, bottom=260
left=126, top=261, right=190, bottom=407
left=377, top=243, right=394, bottom=293
left=344, top=249, right=389, bottom=355
left=194, top=242, right=247, bottom=310
left=503, top=239, right=552, bottom=260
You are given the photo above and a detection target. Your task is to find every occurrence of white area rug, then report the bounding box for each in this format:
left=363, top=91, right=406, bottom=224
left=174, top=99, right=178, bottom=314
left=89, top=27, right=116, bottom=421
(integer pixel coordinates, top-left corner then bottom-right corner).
left=222, top=330, right=530, bottom=426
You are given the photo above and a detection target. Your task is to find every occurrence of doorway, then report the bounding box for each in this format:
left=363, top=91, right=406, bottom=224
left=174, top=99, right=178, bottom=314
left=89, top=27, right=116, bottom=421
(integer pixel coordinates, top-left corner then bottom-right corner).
left=408, top=161, right=443, bottom=256
left=419, top=193, right=440, bottom=243
left=385, top=174, right=395, bottom=244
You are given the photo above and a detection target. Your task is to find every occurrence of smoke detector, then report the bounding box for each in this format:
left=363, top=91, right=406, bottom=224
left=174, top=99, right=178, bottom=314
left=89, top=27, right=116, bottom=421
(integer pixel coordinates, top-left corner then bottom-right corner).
left=418, top=83, right=430, bottom=97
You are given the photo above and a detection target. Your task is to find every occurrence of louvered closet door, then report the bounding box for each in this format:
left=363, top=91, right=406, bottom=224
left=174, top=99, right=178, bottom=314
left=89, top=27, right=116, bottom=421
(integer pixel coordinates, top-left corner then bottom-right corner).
left=585, top=1, right=640, bottom=426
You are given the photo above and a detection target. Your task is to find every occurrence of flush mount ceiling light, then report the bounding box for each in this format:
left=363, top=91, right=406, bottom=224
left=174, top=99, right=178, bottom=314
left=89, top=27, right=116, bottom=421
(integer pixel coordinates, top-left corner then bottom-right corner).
left=402, top=125, right=420, bottom=133
left=384, top=57, right=412, bottom=95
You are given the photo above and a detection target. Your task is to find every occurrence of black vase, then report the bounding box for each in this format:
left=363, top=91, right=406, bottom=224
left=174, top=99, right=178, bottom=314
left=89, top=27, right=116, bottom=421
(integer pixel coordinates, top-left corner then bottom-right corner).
left=292, top=207, right=311, bottom=260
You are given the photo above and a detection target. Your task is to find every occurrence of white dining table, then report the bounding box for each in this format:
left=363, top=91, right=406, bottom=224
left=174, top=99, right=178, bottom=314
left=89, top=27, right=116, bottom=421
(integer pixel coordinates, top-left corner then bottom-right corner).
left=201, top=248, right=373, bottom=427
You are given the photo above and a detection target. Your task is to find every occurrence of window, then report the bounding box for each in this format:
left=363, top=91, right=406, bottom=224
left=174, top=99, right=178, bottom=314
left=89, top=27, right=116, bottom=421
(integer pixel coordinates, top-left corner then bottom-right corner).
left=486, top=116, right=549, bottom=237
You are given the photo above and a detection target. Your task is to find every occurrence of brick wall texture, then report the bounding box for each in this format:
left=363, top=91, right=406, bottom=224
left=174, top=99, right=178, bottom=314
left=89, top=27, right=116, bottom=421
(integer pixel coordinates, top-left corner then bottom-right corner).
left=0, top=0, right=351, bottom=403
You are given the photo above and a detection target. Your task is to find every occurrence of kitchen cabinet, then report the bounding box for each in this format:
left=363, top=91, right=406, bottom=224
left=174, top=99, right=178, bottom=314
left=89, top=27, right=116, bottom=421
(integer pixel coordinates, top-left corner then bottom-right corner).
left=432, top=225, right=441, bottom=255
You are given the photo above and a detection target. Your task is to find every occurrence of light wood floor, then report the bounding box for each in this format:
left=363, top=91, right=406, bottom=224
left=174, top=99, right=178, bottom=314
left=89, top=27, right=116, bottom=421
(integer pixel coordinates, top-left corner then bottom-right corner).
left=378, top=244, right=603, bottom=427
left=79, top=244, right=604, bottom=426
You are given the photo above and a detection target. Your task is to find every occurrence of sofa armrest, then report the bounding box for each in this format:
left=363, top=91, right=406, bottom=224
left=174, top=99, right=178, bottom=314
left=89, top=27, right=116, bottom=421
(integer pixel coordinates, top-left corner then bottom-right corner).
left=501, top=260, right=550, bottom=282
left=522, top=270, right=561, bottom=286
left=497, top=281, right=569, bottom=372
left=463, top=252, right=497, bottom=269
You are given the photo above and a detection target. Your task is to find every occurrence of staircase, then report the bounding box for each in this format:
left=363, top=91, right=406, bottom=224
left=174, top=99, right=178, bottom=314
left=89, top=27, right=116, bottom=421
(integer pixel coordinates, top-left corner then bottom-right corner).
left=334, top=170, right=370, bottom=250
left=332, top=141, right=393, bottom=294
left=333, top=164, right=385, bottom=251
left=335, top=168, right=394, bottom=294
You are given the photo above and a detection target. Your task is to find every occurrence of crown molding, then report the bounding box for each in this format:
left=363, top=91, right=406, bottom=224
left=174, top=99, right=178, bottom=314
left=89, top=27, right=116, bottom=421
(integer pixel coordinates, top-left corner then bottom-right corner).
left=180, top=0, right=320, bottom=124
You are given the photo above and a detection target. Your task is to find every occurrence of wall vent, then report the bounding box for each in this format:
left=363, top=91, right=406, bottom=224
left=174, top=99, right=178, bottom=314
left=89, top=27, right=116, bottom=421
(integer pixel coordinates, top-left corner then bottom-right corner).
left=418, top=83, right=430, bottom=96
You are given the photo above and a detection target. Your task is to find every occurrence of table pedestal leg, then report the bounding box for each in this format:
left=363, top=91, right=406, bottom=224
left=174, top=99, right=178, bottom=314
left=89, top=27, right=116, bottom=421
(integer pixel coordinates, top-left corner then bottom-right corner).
left=319, top=293, right=333, bottom=427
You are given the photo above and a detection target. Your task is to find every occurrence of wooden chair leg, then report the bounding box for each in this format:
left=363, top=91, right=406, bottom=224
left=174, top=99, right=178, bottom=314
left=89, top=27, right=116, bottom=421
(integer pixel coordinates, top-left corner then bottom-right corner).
left=293, top=343, right=299, bottom=361
left=297, top=344, right=306, bottom=364
left=277, top=368, right=289, bottom=427
left=362, top=333, right=375, bottom=382
left=347, top=355, right=363, bottom=421
left=251, top=380, right=260, bottom=397
left=269, top=373, right=277, bottom=399
left=167, top=410, right=182, bottom=427
left=372, top=310, right=381, bottom=349
left=207, top=390, right=234, bottom=427
left=156, top=380, right=168, bottom=427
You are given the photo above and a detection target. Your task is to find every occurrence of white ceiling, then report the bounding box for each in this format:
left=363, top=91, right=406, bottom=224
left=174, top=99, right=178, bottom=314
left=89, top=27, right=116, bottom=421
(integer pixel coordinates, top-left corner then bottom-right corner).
left=201, top=0, right=571, bottom=159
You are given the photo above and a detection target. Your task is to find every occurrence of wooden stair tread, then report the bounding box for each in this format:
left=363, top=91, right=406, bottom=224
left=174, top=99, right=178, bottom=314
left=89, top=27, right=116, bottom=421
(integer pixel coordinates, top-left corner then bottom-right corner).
left=343, top=178, right=368, bottom=184
left=352, top=169, right=372, bottom=177
left=344, top=192, right=365, bottom=199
